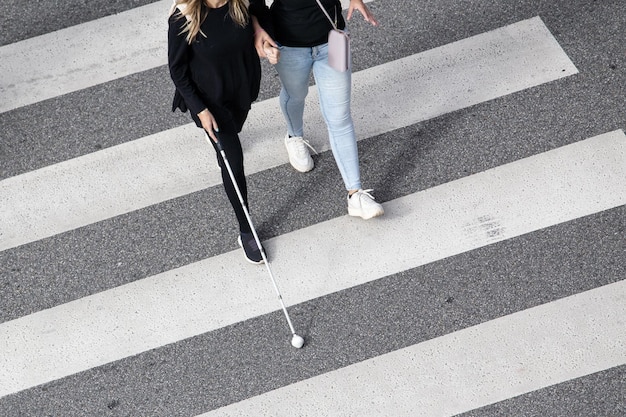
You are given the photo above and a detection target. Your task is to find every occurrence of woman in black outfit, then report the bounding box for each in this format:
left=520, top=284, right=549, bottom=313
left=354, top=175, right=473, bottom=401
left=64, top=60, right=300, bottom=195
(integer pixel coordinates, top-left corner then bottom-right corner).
left=168, top=0, right=276, bottom=264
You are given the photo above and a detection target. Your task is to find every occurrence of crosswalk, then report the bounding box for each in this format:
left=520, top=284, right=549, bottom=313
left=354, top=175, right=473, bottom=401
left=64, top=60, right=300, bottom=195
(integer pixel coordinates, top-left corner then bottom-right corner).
left=1, top=15, right=578, bottom=251
left=203, top=280, right=626, bottom=416
left=1, top=0, right=624, bottom=416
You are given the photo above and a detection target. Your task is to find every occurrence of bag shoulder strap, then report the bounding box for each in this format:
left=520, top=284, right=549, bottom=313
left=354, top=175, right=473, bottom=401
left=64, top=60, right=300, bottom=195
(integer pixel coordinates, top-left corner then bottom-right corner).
left=314, top=0, right=338, bottom=30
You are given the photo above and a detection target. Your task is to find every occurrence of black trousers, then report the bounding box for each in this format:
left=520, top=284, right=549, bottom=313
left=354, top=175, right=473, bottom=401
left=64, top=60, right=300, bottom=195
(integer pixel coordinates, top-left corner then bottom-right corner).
left=204, top=107, right=252, bottom=234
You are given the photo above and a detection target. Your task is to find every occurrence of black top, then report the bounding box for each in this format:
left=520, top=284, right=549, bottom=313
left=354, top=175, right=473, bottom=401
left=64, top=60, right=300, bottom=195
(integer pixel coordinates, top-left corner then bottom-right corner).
left=168, top=4, right=261, bottom=127
left=251, top=0, right=345, bottom=47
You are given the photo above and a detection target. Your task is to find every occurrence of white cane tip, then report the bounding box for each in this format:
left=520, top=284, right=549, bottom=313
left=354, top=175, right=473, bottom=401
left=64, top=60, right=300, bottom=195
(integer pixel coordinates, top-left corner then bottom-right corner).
left=291, top=334, right=305, bottom=349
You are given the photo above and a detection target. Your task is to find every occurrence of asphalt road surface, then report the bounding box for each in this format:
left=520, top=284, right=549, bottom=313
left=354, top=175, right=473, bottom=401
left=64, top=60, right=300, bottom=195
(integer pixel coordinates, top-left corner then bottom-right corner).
left=0, top=0, right=624, bottom=416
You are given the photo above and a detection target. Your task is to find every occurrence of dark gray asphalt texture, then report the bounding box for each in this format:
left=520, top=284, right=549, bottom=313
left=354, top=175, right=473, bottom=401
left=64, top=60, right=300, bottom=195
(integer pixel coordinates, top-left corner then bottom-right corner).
left=2, top=207, right=625, bottom=416
left=0, top=0, right=624, bottom=416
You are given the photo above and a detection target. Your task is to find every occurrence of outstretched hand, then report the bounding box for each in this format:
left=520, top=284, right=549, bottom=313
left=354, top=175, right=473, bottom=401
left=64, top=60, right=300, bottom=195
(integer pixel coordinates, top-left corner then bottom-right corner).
left=347, top=0, right=379, bottom=26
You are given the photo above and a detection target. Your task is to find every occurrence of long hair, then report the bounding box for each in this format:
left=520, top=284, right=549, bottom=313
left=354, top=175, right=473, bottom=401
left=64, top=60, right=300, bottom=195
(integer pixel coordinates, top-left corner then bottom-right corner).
left=170, top=0, right=250, bottom=44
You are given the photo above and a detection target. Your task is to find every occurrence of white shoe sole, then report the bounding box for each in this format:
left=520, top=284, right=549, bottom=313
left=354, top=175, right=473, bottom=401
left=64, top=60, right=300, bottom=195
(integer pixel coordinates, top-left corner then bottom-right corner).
left=288, top=158, right=314, bottom=173
left=348, top=206, right=384, bottom=220
left=237, top=236, right=265, bottom=265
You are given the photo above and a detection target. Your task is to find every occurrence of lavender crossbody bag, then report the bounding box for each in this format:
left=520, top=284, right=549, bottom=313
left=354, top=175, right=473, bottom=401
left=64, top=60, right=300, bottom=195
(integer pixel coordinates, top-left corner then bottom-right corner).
left=315, top=0, right=350, bottom=72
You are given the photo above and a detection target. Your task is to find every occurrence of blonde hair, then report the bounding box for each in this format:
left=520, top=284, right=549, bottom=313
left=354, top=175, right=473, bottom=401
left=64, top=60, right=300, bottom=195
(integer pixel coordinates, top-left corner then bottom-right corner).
left=171, top=0, right=250, bottom=44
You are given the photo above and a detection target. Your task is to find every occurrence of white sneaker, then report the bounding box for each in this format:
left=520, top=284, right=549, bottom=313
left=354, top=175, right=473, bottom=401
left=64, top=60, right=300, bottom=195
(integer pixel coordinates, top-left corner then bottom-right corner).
left=284, top=134, right=315, bottom=172
left=347, top=189, right=384, bottom=220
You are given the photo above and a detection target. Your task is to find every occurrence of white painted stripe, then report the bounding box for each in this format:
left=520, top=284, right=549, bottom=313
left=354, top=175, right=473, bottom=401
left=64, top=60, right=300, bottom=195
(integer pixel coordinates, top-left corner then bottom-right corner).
left=0, top=17, right=578, bottom=251
left=1, top=129, right=624, bottom=397
left=201, top=280, right=626, bottom=416
left=0, top=0, right=369, bottom=113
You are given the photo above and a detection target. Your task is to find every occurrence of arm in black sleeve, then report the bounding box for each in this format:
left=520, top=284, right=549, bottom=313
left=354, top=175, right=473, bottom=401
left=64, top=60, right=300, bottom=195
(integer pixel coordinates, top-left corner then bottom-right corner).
left=167, top=10, right=206, bottom=115
left=249, top=0, right=274, bottom=38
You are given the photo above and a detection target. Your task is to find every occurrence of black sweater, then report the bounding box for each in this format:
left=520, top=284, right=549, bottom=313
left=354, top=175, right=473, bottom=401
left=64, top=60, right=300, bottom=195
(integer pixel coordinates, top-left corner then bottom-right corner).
left=168, top=4, right=261, bottom=127
left=251, top=0, right=346, bottom=47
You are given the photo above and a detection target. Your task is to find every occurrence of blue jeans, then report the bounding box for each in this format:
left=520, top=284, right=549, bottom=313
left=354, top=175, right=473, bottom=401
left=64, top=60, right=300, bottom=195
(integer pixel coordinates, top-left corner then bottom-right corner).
left=274, top=43, right=362, bottom=191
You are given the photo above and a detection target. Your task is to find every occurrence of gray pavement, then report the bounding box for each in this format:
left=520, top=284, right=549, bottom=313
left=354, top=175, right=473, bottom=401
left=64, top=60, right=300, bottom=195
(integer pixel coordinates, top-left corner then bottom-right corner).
left=0, top=0, right=624, bottom=416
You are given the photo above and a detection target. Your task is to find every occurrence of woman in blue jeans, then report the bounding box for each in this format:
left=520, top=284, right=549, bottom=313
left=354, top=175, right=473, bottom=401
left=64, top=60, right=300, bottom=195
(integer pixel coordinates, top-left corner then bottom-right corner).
left=251, top=0, right=384, bottom=220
